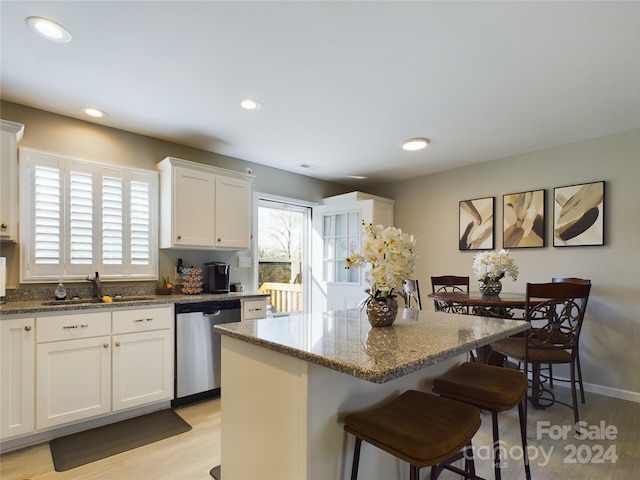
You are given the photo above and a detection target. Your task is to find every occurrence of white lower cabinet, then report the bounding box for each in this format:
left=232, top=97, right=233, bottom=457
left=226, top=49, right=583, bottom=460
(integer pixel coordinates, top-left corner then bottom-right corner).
left=112, top=307, right=174, bottom=411
left=36, top=335, right=111, bottom=430
left=0, top=317, right=35, bottom=440
left=242, top=297, right=268, bottom=320
left=31, top=306, right=174, bottom=431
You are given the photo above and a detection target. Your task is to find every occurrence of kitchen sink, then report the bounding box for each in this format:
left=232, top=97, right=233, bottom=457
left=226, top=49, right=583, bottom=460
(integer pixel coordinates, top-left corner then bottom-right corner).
left=41, top=296, right=156, bottom=306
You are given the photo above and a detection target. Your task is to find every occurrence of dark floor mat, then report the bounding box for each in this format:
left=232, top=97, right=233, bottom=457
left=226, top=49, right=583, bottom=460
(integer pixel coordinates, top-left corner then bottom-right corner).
left=49, top=409, right=192, bottom=471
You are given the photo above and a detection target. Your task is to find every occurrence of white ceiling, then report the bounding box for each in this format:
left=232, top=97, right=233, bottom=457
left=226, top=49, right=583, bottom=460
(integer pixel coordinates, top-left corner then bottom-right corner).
left=1, top=1, right=638, bottom=188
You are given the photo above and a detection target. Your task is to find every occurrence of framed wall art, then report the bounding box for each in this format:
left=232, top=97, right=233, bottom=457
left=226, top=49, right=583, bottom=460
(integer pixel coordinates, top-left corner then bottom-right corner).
left=459, top=196, right=494, bottom=250
left=503, top=189, right=545, bottom=248
left=553, top=181, right=605, bottom=247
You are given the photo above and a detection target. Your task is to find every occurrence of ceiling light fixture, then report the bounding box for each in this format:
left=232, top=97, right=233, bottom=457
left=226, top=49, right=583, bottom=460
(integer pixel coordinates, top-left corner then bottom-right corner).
left=240, top=98, right=261, bottom=111
left=347, top=175, right=368, bottom=180
left=402, top=138, right=429, bottom=151
left=82, top=107, right=107, bottom=118
left=298, top=163, right=322, bottom=171
left=26, top=16, right=72, bottom=43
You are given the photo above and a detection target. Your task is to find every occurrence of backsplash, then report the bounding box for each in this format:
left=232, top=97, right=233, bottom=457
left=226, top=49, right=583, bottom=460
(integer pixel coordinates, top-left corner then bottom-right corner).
left=3, top=281, right=168, bottom=303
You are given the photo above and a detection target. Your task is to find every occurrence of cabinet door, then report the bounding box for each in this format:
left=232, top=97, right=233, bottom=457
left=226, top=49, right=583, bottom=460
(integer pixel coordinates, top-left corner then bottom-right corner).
left=215, top=176, right=251, bottom=249
left=112, top=329, right=174, bottom=411
left=36, top=336, right=111, bottom=429
left=0, top=121, right=24, bottom=241
left=172, top=166, right=216, bottom=247
left=0, top=317, right=35, bottom=440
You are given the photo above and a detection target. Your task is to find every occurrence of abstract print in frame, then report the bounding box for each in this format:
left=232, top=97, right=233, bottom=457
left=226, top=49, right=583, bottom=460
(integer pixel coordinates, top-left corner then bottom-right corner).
left=459, top=197, right=494, bottom=250
left=554, top=181, right=605, bottom=247
left=503, top=189, right=545, bottom=248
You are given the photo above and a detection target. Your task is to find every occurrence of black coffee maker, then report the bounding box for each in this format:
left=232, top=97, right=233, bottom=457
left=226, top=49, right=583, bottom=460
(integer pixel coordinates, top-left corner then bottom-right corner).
left=204, top=262, right=231, bottom=293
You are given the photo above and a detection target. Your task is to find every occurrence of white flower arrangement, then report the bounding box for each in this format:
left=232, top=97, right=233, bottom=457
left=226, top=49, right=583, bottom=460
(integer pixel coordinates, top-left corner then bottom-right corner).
left=472, top=249, right=519, bottom=283
left=345, top=222, right=417, bottom=299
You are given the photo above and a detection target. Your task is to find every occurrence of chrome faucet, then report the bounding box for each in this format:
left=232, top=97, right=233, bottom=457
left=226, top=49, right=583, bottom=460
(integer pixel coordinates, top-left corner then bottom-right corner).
left=86, top=272, right=102, bottom=299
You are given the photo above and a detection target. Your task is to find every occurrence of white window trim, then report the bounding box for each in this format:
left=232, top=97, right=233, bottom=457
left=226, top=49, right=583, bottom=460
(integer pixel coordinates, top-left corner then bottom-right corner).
left=19, top=147, right=158, bottom=283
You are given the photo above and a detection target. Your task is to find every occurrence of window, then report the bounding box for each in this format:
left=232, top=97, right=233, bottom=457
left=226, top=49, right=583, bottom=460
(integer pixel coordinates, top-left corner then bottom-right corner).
left=322, top=211, right=361, bottom=283
left=20, top=148, right=158, bottom=282
left=256, top=195, right=312, bottom=315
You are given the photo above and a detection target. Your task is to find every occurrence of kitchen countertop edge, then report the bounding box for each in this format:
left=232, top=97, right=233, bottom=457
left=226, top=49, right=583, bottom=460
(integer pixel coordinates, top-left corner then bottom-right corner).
left=0, top=292, right=270, bottom=316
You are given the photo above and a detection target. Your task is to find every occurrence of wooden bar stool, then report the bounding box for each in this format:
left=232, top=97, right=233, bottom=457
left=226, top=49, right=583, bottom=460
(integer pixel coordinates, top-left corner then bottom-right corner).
left=344, top=390, right=481, bottom=480
left=433, top=362, right=532, bottom=480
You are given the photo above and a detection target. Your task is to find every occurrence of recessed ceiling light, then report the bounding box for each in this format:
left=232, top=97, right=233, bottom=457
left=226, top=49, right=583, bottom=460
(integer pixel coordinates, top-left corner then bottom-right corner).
left=298, top=163, right=322, bottom=171
left=82, top=107, right=107, bottom=118
left=26, top=17, right=72, bottom=43
left=402, top=138, right=430, bottom=151
left=240, top=98, right=261, bottom=111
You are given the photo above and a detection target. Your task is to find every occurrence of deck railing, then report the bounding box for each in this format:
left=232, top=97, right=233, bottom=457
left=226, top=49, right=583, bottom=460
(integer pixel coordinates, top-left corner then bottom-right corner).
left=258, top=282, right=303, bottom=313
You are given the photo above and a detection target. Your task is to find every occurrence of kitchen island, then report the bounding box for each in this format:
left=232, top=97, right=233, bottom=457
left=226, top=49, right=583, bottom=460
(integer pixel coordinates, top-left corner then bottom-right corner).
left=215, top=308, right=529, bottom=480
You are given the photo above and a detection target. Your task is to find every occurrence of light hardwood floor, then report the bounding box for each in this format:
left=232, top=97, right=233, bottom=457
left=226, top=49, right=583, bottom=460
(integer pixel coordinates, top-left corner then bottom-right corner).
left=1, top=387, right=638, bottom=480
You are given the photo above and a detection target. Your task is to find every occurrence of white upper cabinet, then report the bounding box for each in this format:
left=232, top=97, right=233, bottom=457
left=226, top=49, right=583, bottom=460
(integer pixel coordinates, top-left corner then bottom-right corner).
left=157, top=157, right=253, bottom=250
left=0, top=120, right=24, bottom=242
left=215, top=175, right=252, bottom=248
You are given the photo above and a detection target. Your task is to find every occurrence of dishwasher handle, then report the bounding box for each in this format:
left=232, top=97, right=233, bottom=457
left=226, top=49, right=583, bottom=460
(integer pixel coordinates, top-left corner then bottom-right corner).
left=203, top=310, right=222, bottom=317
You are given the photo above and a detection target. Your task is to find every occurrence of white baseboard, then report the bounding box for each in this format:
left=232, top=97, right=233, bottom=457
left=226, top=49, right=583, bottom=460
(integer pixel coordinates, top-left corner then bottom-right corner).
left=583, top=381, right=640, bottom=403
left=546, top=376, right=640, bottom=403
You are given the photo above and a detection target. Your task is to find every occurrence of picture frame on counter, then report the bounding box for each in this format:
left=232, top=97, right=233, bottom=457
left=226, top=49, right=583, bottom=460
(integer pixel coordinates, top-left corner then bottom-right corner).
left=503, top=189, right=545, bottom=248
left=459, top=196, right=494, bottom=251
left=553, top=181, right=605, bottom=247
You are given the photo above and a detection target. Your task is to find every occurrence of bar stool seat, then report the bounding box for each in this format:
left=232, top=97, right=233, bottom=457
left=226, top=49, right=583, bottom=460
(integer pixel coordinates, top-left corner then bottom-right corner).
left=433, top=362, right=531, bottom=480
left=344, top=390, right=481, bottom=479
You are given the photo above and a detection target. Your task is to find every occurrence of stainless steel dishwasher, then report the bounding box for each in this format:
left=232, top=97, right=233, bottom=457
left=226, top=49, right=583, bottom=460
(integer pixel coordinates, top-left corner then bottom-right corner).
left=172, top=300, right=241, bottom=407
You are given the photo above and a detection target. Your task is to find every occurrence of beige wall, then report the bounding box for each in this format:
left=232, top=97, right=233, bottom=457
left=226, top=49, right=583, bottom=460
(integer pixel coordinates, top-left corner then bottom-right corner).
left=0, top=101, right=348, bottom=289
left=372, top=129, right=640, bottom=398
left=2, top=101, right=638, bottom=398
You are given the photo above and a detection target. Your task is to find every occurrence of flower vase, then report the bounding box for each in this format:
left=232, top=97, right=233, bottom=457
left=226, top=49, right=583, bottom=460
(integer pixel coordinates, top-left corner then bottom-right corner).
left=479, top=280, right=502, bottom=296
left=366, top=296, right=399, bottom=327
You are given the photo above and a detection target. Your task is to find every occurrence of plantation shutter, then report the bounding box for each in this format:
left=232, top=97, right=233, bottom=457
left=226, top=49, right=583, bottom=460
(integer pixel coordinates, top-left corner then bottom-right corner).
left=101, top=168, right=124, bottom=273
left=64, top=162, right=96, bottom=277
left=130, top=174, right=151, bottom=266
left=30, top=157, right=63, bottom=279
left=20, top=148, right=158, bottom=282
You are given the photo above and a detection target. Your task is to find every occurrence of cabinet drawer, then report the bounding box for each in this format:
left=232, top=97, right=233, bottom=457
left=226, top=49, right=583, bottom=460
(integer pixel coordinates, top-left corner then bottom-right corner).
left=112, top=306, right=173, bottom=334
left=243, top=299, right=267, bottom=320
left=36, top=312, right=111, bottom=343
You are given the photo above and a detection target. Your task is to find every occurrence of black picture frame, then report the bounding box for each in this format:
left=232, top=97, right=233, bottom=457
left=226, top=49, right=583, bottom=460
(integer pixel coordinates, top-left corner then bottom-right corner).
left=503, top=189, right=545, bottom=248
left=459, top=196, right=494, bottom=250
left=553, top=181, right=605, bottom=247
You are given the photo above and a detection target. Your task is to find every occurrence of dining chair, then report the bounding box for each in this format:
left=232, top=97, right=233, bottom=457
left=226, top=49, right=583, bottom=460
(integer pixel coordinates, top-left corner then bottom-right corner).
left=403, top=279, right=422, bottom=309
left=490, top=282, right=591, bottom=426
left=549, top=277, right=591, bottom=400
left=430, top=275, right=470, bottom=314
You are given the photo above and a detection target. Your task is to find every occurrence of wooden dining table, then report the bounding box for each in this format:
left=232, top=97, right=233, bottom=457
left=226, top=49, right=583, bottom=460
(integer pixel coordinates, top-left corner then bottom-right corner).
left=427, top=291, right=528, bottom=319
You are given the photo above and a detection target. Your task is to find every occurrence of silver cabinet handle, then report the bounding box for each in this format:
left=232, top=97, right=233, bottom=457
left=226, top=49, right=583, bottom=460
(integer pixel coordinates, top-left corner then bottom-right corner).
left=103, top=343, right=109, bottom=348
left=134, top=318, right=153, bottom=323
left=63, top=324, right=89, bottom=329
